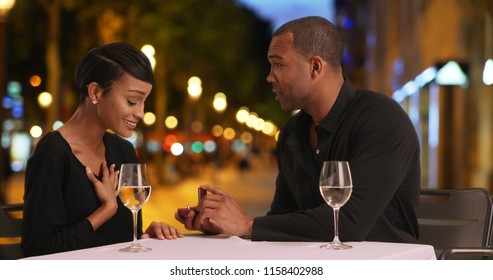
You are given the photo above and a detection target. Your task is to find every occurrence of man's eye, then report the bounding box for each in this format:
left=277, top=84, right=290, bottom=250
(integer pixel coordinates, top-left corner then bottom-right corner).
left=274, top=63, right=282, bottom=68
left=127, top=99, right=137, bottom=105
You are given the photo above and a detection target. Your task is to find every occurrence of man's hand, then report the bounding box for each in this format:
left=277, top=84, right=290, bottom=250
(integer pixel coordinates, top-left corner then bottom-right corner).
left=196, top=184, right=254, bottom=238
left=174, top=184, right=254, bottom=238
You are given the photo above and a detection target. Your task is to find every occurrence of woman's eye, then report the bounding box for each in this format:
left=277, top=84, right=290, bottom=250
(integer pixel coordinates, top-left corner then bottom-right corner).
left=127, top=99, right=137, bottom=105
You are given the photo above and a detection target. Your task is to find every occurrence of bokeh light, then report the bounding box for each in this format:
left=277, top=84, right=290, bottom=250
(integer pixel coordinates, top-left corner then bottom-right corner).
left=141, top=44, right=156, bottom=70
left=171, top=142, right=184, bottom=156
left=203, top=140, right=217, bottom=153
left=240, top=131, right=253, bottom=144
left=52, top=120, right=64, bottom=130
left=191, top=120, right=203, bottom=133
left=223, top=127, right=235, bottom=140
left=191, top=141, right=204, bottom=153
left=187, top=76, right=202, bottom=100
left=236, top=107, right=250, bottom=123
left=7, top=81, right=21, bottom=98
left=29, top=75, right=42, bottom=87
left=38, top=92, right=53, bottom=108
left=165, top=116, right=178, bottom=129
left=146, top=140, right=161, bottom=153
left=231, top=139, right=246, bottom=152
left=29, top=125, right=43, bottom=138
left=213, top=92, right=227, bottom=113
left=212, top=125, right=223, bottom=137
left=143, top=112, right=156, bottom=126
left=246, top=112, right=258, bottom=128
left=262, top=120, right=277, bottom=136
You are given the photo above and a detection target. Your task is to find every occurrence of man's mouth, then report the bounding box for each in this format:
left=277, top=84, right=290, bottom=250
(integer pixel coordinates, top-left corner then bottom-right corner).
left=274, top=91, right=282, bottom=100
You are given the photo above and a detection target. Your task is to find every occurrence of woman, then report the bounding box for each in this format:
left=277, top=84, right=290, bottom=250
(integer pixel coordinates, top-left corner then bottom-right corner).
left=21, top=42, right=182, bottom=257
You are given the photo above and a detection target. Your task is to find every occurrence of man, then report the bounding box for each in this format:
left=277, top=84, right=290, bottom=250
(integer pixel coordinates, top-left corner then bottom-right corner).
left=176, top=16, right=420, bottom=243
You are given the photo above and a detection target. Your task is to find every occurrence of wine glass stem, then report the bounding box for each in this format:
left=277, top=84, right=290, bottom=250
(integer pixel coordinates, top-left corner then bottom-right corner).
left=333, top=207, right=341, bottom=243
left=131, top=209, right=138, bottom=244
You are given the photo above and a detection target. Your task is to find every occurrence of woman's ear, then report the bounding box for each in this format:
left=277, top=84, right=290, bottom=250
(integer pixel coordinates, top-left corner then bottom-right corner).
left=86, top=82, right=100, bottom=104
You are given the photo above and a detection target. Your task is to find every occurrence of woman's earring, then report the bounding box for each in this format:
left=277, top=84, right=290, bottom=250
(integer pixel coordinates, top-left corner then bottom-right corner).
left=92, top=100, right=97, bottom=105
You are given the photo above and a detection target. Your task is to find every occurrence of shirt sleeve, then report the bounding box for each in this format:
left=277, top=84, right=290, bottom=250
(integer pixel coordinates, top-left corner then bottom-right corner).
left=338, top=98, right=420, bottom=241
left=265, top=137, right=299, bottom=215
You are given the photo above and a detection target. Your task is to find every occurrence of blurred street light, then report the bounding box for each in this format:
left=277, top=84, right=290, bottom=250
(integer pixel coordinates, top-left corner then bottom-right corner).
left=185, top=76, right=202, bottom=139
left=143, top=112, right=156, bottom=126
left=170, top=142, right=184, bottom=156
left=29, top=74, right=42, bottom=87
left=211, top=124, right=223, bottom=137
left=223, top=127, right=235, bottom=140
left=38, top=91, right=53, bottom=108
left=29, top=125, right=43, bottom=138
left=0, top=0, right=15, bottom=17
left=165, top=115, right=178, bottom=129
left=262, top=120, right=277, bottom=136
left=253, top=117, right=265, bottom=132
left=141, top=44, right=156, bottom=71
left=187, top=76, right=202, bottom=100
left=236, top=106, right=250, bottom=123
left=246, top=112, right=258, bottom=128
left=213, top=92, right=227, bottom=113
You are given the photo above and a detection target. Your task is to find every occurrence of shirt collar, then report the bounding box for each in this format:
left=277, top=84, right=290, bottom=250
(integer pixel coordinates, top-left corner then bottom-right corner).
left=299, top=78, right=356, bottom=133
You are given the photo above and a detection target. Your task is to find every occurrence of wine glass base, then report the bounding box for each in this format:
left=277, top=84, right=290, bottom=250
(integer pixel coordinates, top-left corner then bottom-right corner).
left=119, top=242, right=152, bottom=253
left=320, top=242, right=352, bottom=250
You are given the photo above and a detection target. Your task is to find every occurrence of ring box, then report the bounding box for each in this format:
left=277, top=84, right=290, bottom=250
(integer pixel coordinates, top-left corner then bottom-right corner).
left=177, top=187, right=207, bottom=218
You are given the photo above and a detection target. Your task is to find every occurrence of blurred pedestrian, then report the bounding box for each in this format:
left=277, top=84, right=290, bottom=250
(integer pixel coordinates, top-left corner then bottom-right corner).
left=22, top=42, right=182, bottom=257
left=176, top=16, right=420, bottom=243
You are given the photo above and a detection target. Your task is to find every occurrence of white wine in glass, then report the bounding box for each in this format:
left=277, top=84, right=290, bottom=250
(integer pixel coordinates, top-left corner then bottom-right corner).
left=118, top=163, right=152, bottom=253
left=319, top=161, right=353, bottom=250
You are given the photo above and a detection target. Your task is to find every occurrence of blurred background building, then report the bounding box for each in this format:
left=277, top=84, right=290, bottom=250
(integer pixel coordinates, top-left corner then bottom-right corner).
left=336, top=0, right=493, bottom=191
left=1, top=0, right=493, bottom=205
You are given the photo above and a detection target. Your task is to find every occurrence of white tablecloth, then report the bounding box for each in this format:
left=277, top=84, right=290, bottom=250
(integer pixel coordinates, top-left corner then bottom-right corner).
left=23, top=234, right=436, bottom=260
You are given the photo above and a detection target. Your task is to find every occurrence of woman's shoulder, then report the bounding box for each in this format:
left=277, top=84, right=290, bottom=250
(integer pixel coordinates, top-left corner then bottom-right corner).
left=28, top=131, right=72, bottom=170
left=33, top=131, right=69, bottom=153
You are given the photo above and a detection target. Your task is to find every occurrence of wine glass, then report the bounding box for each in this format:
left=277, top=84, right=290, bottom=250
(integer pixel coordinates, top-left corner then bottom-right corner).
left=118, top=163, right=152, bottom=252
left=319, top=161, right=353, bottom=250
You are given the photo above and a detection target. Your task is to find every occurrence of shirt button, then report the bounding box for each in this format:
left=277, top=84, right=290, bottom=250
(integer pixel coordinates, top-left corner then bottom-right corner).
left=316, top=149, right=320, bottom=154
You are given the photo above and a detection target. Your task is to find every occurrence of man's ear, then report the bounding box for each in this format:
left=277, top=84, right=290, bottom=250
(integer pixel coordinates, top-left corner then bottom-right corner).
left=311, top=56, right=323, bottom=78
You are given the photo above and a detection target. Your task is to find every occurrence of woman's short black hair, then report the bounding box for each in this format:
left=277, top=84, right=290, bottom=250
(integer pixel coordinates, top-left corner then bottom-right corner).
left=74, top=42, right=154, bottom=103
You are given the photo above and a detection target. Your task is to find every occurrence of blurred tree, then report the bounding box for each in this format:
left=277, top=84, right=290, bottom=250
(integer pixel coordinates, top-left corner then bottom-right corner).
left=38, top=0, right=61, bottom=132
left=10, top=0, right=289, bottom=128
left=7, top=0, right=290, bottom=182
